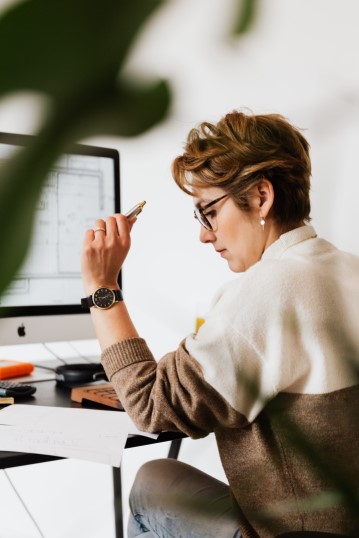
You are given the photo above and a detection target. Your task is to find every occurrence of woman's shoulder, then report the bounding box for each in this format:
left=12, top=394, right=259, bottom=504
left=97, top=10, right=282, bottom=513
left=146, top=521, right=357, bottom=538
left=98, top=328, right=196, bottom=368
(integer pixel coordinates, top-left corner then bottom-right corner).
left=212, top=255, right=320, bottom=313
left=211, top=237, right=359, bottom=312
left=208, top=260, right=297, bottom=317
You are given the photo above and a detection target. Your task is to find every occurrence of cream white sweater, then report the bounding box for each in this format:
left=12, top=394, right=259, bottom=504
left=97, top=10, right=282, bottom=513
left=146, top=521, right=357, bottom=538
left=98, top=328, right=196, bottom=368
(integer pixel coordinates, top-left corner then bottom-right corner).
left=186, top=225, right=359, bottom=421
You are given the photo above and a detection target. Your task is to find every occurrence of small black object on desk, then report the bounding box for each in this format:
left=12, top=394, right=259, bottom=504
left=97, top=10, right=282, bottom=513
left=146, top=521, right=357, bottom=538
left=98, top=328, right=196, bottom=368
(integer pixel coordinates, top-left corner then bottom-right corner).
left=55, top=362, right=107, bottom=387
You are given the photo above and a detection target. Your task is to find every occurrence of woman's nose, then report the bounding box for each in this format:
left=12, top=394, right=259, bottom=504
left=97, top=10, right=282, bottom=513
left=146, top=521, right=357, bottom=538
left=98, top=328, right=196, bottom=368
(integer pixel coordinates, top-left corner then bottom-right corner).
left=199, top=226, right=216, bottom=243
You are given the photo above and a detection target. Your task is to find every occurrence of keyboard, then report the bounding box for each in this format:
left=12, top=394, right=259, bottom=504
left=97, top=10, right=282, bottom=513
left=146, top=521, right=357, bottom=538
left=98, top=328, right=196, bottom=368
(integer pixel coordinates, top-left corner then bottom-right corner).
left=71, top=384, right=124, bottom=410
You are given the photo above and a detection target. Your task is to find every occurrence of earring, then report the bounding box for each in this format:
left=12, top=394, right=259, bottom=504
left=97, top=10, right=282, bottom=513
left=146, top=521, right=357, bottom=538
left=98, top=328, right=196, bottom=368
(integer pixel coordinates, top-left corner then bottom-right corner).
left=260, top=215, right=265, bottom=231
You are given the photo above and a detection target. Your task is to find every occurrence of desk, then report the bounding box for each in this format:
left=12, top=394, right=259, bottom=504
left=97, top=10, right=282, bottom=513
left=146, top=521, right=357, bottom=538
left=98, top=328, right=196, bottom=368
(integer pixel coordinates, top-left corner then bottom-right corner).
left=0, top=380, right=185, bottom=538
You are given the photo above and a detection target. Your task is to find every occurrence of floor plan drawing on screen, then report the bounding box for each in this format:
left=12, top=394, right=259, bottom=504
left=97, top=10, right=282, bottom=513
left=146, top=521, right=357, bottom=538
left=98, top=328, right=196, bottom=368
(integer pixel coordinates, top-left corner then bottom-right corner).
left=1, top=151, right=116, bottom=307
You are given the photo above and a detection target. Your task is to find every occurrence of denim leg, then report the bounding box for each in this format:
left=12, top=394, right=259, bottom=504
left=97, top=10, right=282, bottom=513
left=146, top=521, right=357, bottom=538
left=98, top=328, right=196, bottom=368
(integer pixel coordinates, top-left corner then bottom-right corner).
left=127, top=458, right=241, bottom=538
left=127, top=511, right=158, bottom=537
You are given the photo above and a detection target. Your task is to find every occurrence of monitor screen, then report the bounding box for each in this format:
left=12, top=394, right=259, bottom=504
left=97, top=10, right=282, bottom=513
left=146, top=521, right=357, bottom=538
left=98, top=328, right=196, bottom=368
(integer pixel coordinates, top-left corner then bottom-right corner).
left=0, top=132, right=120, bottom=345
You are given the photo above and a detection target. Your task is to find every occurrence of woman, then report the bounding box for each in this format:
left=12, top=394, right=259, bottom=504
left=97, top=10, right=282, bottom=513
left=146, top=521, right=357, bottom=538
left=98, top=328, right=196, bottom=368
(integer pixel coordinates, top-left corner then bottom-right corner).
left=81, top=111, right=359, bottom=537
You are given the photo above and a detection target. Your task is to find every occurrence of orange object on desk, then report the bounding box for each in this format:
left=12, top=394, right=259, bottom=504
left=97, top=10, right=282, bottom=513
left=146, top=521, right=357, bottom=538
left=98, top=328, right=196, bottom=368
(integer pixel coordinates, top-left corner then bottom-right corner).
left=71, top=384, right=124, bottom=410
left=0, top=360, right=34, bottom=379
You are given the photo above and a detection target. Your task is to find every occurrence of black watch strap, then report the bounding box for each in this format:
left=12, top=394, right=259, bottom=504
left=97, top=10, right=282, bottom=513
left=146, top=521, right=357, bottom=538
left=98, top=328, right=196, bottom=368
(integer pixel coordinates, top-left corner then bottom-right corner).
left=81, top=288, right=123, bottom=309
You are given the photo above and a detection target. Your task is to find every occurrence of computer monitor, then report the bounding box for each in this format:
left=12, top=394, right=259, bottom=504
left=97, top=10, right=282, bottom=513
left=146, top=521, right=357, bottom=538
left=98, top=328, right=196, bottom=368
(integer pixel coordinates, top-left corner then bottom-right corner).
left=0, top=132, right=120, bottom=345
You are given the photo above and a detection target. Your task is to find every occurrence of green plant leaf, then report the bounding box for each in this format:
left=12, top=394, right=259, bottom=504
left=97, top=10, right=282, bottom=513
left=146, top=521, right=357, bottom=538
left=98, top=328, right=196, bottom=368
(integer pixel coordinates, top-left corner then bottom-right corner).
left=0, top=0, right=163, bottom=100
left=232, top=0, right=258, bottom=36
left=0, top=0, right=171, bottom=299
left=0, top=131, right=65, bottom=302
left=65, top=79, right=172, bottom=139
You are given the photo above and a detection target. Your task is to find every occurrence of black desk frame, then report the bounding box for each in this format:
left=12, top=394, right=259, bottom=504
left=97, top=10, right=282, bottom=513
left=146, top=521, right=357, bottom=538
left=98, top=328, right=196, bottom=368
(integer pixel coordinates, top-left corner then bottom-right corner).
left=0, top=380, right=185, bottom=538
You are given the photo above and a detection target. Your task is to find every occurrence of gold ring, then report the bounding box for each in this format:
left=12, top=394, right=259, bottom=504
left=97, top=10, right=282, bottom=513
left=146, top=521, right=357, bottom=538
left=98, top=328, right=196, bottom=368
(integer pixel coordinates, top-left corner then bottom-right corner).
left=94, top=227, right=106, bottom=233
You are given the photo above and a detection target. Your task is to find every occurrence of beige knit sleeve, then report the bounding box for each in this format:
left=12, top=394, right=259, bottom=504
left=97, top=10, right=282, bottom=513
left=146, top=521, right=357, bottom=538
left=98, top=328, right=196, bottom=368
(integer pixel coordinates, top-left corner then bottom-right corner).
left=102, top=337, right=248, bottom=438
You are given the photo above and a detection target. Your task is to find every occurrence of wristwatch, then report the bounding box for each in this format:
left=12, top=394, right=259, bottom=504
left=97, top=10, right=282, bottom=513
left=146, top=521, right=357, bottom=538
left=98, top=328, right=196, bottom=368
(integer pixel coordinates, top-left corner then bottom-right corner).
left=81, top=287, right=123, bottom=309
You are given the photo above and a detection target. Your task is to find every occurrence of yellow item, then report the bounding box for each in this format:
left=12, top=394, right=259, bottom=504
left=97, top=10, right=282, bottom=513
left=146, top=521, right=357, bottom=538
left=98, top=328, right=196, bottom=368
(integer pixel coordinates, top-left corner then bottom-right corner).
left=195, top=317, right=205, bottom=333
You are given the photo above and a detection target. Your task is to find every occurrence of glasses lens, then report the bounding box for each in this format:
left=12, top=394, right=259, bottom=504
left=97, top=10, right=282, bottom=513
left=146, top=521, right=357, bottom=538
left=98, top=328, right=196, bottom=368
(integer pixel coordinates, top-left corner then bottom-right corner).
left=194, top=209, right=212, bottom=230
left=194, top=194, right=229, bottom=231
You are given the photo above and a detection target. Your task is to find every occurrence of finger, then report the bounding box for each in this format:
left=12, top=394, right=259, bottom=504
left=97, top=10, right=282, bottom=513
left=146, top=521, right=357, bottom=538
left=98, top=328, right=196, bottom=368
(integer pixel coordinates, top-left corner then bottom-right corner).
left=114, top=213, right=131, bottom=235
left=105, top=215, right=119, bottom=237
left=93, top=219, right=106, bottom=237
left=83, top=228, right=95, bottom=244
left=113, top=214, right=131, bottom=250
left=128, top=217, right=137, bottom=232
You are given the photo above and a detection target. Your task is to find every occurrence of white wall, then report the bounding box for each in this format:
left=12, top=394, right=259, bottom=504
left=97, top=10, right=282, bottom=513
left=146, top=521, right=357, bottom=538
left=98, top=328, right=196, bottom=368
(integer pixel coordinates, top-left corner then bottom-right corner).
left=1, top=0, right=359, bottom=536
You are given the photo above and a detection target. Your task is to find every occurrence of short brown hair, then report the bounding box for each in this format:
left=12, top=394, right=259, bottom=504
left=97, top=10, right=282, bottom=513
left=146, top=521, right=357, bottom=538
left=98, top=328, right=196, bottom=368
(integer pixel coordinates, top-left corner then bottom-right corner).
left=172, top=111, right=312, bottom=225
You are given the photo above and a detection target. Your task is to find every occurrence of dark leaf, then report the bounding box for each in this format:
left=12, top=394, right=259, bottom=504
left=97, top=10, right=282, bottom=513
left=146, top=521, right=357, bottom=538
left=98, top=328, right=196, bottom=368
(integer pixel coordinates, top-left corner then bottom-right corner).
left=66, top=79, right=172, bottom=139
left=0, top=0, right=163, bottom=99
left=232, top=0, right=258, bottom=36
left=0, top=130, right=65, bottom=299
left=0, top=0, right=171, bottom=298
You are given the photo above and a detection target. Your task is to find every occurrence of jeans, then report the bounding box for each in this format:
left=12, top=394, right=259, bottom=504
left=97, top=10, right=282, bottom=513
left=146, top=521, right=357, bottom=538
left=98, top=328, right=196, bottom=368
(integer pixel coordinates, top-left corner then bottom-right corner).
left=127, top=458, right=242, bottom=538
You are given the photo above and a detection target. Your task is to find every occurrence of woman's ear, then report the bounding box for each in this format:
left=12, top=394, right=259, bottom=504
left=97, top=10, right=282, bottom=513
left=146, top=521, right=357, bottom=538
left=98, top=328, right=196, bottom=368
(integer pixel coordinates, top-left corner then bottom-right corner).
left=256, top=179, right=274, bottom=218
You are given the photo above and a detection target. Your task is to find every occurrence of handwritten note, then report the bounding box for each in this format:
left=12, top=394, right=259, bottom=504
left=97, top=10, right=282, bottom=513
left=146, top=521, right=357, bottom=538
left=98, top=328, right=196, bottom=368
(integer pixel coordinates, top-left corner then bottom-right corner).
left=0, top=405, right=158, bottom=467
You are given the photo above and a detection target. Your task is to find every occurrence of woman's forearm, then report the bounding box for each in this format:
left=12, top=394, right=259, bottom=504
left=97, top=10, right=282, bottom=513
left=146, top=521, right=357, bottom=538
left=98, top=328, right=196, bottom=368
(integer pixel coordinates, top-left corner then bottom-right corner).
left=81, top=213, right=139, bottom=350
left=90, top=300, right=139, bottom=351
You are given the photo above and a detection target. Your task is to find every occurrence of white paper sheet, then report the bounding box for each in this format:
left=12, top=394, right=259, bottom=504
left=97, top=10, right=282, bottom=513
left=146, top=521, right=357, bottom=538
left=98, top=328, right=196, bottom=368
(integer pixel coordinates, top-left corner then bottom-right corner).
left=0, top=405, right=158, bottom=467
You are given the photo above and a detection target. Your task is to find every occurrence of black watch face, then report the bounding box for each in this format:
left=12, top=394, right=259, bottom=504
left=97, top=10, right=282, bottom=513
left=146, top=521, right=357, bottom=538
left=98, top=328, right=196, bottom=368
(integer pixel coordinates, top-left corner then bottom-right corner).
left=93, top=288, right=115, bottom=309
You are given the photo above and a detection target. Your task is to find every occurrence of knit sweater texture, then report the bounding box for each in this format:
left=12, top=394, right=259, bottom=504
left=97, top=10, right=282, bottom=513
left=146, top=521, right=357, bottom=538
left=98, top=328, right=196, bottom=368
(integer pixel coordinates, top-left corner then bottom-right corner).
left=102, top=225, right=359, bottom=537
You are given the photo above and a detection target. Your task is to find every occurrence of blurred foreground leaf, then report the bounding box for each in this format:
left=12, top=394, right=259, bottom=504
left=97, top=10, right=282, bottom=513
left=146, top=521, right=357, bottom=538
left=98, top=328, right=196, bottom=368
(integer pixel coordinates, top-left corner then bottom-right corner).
left=232, top=0, right=258, bottom=35
left=0, top=0, right=170, bottom=299
left=0, top=0, right=163, bottom=100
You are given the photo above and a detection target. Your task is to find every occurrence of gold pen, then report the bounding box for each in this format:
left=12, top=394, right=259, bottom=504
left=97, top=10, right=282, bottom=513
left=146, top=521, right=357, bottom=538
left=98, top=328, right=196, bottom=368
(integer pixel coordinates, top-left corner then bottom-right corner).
left=124, top=200, right=146, bottom=220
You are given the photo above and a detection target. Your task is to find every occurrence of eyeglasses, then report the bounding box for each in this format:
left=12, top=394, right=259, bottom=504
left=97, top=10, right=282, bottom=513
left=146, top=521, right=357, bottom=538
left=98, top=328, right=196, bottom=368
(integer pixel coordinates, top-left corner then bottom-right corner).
left=194, top=194, right=229, bottom=231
